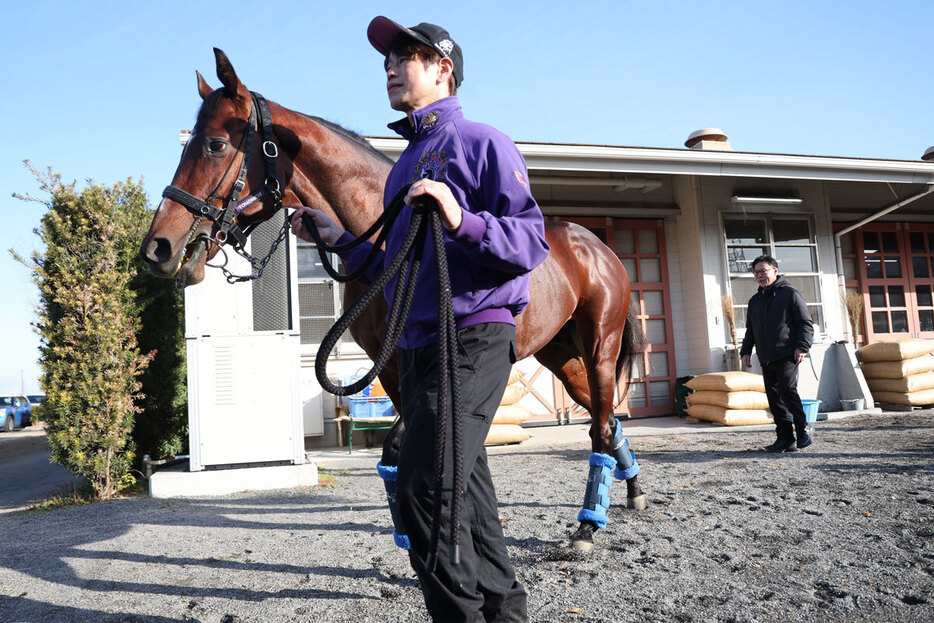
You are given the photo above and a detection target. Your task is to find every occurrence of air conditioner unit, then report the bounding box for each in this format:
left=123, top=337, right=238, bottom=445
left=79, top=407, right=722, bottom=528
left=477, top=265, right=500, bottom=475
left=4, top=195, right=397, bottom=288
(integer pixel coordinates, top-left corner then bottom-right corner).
left=184, top=213, right=306, bottom=471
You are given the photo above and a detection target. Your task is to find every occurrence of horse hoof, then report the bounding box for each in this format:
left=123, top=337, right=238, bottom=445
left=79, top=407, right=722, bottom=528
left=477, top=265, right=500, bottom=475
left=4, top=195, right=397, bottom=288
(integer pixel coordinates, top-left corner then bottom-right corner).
left=571, top=539, right=594, bottom=554
left=626, top=494, right=648, bottom=510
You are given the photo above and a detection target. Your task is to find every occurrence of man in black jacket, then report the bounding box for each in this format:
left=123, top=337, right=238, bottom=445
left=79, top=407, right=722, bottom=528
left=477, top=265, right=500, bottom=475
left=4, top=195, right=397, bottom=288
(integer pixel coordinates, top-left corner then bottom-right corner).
left=740, top=255, right=815, bottom=452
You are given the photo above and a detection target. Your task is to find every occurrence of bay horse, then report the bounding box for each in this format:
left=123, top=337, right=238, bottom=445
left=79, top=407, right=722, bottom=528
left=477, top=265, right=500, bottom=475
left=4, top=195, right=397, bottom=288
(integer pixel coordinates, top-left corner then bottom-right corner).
left=140, top=49, right=646, bottom=552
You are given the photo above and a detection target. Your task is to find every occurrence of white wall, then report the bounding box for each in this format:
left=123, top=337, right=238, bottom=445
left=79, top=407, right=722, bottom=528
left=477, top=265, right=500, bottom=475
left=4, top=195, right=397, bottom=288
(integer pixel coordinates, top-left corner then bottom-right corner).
left=671, top=177, right=702, bottom=374
left=815, top=184, right=849, bottom=341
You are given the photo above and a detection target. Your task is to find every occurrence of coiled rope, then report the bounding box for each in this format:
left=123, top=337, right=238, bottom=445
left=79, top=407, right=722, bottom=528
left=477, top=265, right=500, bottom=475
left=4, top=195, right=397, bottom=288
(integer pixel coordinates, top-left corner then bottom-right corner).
left=302, top=183, right=464, bottom=571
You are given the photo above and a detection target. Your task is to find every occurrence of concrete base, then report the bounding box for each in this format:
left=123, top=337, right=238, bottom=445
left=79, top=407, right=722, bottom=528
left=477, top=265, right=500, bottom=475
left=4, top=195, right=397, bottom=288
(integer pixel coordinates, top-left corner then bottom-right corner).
left=821, top=407, right=882, bottom=420
left=149, top=459, right=318, bottom=499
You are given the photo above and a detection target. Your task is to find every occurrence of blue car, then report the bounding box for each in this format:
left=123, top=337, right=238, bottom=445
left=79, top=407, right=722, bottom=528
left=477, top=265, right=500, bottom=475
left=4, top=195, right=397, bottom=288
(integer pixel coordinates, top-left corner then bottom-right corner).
left=0, top=395, right=32, bottom=432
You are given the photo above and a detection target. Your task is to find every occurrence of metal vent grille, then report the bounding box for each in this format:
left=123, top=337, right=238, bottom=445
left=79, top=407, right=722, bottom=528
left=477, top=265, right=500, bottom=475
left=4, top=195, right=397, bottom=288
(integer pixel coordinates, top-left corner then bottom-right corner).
left=251, top=212, right=292, bottom=331
left=299, top=282, right=336, bottom=316
left=301, top=318, right=338, bottom=345
left=214, top=345, right=235, bottom=405
left=297, top=282, right=358, bottom=345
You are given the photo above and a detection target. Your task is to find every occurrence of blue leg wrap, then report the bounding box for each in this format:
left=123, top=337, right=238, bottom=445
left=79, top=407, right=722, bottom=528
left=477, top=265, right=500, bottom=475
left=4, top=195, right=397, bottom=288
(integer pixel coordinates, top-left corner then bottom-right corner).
left=377, top=461, right=410, bottom=550
left=577, top=453, right=616, bottom=529
left=612, top=421, right=641, bottom=481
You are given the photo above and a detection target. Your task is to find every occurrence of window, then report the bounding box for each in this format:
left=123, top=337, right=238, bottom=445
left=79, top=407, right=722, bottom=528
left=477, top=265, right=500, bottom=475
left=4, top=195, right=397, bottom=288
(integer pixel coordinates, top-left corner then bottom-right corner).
left=296, top=241, right=363, bottom=356
left=724, top=215, right=822, bottom=330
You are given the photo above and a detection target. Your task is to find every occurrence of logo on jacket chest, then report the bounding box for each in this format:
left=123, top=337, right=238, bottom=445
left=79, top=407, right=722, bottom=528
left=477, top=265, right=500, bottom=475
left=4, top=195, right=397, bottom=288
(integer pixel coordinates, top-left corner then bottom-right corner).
left=421, top=112, right=439, bottom=130
left=413, top=149, right=448, bottom=182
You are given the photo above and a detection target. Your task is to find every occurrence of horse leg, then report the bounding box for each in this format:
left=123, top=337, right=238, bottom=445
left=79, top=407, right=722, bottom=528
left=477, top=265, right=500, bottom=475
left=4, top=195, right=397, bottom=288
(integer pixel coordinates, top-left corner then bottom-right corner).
left=535, top=338, right=609, bottom=553
left=364, top=343, right=407, bottom=549
left=539, top=314, right=647, bottom=552
left=377, top=418, right=409, bottom=549
left=611, top=417, right=647, bottom=510
left=576, top=313, right=633, bottom=553
left=574, top=301, right=648, bottom=514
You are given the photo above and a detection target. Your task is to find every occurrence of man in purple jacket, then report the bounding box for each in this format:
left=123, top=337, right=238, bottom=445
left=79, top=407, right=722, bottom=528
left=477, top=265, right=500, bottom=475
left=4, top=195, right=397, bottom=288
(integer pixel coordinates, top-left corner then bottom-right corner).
left=291, top=16, right=549, bottom=622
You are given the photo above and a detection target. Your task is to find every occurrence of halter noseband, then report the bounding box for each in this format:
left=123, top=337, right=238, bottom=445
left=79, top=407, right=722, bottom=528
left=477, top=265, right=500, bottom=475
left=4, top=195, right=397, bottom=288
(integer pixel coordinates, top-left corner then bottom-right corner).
left=162, top=91, right=282, bottom=253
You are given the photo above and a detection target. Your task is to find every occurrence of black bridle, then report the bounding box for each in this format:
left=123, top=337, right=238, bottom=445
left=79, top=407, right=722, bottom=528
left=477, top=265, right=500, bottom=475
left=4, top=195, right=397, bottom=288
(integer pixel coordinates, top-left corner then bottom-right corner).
left=162, top=91, right=287, bottom=283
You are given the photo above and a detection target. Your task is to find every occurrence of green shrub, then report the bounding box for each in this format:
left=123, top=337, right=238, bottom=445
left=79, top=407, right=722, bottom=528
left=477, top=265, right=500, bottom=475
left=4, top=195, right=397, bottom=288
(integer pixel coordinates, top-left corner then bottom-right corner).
left=15, top=166, right=187, bottom=497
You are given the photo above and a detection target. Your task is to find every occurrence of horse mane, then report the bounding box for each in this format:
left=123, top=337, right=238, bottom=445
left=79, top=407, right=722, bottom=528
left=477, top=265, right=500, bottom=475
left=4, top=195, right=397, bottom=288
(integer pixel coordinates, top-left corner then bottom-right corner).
left=302, top=114, right=394, bottom=165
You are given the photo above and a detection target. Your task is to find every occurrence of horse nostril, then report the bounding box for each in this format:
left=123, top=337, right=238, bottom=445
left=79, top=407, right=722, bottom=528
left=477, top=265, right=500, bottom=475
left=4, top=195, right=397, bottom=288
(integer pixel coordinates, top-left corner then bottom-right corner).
left=142, top=237, right=174, bottom=265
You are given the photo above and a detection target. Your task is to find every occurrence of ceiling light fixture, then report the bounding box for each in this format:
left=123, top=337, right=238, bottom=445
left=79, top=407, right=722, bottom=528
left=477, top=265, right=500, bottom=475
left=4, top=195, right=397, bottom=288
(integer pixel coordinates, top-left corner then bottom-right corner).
left=731, top=196, right=803, bottom=205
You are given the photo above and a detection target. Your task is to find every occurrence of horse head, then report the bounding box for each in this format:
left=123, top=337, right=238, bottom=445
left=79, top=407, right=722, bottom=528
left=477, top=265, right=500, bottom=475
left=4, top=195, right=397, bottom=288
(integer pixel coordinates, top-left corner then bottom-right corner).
left=140, top=48, right=294, bottom=286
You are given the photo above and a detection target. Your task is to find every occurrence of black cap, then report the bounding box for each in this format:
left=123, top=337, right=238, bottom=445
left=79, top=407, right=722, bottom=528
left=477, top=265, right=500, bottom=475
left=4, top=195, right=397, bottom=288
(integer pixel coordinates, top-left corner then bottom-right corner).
left=367, top=16, right=464, bottom=87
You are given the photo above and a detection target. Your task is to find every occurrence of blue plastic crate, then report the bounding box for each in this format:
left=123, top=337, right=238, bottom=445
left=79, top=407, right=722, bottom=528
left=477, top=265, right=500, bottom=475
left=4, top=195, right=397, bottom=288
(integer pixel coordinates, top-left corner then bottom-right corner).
left=801, top=399, right=821, bottom=424
left=347, top=395, right=393, bottom=418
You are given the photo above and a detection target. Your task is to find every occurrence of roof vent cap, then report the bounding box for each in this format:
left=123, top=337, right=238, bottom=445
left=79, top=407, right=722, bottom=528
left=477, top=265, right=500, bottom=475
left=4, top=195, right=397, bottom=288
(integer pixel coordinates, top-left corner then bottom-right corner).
left=685, top=128, right=732, bottom=151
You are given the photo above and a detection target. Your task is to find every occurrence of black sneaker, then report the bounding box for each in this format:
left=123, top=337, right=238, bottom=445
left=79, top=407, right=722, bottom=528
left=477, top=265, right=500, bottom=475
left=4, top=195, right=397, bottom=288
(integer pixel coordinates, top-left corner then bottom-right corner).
left=763, top=438, right=797, bottom=453
left=796, top=433, right=813, bottom=450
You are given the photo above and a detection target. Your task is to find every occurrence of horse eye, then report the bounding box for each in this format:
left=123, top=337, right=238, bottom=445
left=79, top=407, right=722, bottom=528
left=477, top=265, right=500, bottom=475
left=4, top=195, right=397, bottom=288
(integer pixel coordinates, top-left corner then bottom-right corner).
left=206, top=139, right=227, bottom=154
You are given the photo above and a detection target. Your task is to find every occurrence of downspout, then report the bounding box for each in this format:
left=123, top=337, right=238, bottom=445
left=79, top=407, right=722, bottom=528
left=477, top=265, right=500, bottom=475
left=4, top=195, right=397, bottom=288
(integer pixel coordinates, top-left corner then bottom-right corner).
left=834, top=183, right=934, bottom=340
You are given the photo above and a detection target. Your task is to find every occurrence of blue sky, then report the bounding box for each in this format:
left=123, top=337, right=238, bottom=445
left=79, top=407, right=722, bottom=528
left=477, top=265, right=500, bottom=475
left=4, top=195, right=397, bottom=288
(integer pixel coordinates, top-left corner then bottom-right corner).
left=2, top=1, right=932, bottom=394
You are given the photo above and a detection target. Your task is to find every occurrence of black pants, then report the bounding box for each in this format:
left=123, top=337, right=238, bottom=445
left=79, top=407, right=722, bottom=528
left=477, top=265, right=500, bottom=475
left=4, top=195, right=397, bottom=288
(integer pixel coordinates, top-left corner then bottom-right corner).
left=397, top=323, right=527, bottom=623
left=761, top=356, right=807, bottom=441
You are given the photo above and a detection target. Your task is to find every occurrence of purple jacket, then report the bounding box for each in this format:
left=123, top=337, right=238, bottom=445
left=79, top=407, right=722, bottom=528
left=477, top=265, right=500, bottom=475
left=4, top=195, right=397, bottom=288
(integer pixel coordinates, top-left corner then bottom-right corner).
left=338, top=96, right=550, bottom=349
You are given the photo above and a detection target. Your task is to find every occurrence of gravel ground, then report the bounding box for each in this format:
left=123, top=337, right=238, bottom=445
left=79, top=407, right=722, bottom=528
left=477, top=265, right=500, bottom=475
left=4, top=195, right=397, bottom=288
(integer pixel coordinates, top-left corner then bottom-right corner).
left=1, top=411, right=932, bottom=623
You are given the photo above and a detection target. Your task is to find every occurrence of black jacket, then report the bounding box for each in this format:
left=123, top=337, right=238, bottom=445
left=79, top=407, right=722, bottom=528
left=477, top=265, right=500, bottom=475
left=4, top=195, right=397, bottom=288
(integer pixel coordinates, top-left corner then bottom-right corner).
left=739, top=275, right=814, bottom=365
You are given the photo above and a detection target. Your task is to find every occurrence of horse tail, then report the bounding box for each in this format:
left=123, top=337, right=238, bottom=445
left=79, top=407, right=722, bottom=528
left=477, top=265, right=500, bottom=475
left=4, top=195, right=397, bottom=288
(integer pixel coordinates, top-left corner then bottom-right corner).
left=616, top=305, right=644, bottom=399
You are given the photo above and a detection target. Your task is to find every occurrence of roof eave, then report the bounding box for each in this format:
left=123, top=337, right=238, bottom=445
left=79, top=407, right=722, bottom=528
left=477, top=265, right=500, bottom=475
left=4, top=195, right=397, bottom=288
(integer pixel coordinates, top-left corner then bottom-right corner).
left=365, top=137, right=934, bottom=185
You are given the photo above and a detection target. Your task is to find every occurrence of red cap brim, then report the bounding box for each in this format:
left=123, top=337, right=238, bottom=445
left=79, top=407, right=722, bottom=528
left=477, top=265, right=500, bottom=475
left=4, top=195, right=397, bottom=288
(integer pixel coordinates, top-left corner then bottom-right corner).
left=368, top=16, right=422, bottom=55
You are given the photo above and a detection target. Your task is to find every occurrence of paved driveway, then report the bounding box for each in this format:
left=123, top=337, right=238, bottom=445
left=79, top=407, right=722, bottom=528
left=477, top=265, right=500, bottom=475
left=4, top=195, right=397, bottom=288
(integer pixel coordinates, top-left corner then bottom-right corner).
left=0, top=424, right=84, bottom=513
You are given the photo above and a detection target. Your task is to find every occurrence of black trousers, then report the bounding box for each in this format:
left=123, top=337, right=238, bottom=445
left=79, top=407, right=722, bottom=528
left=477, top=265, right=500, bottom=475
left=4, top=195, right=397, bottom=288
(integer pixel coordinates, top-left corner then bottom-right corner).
left=396, top=323, right=527, bottom=623
left=761, top=356, right=808, bottom=441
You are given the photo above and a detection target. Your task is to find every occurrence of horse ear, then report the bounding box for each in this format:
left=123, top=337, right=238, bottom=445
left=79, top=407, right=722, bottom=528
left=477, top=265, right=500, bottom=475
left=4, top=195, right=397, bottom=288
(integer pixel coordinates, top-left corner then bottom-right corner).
left=196, top=71, right=213, bottom=100
left=213, top=47, right=245, bottom=98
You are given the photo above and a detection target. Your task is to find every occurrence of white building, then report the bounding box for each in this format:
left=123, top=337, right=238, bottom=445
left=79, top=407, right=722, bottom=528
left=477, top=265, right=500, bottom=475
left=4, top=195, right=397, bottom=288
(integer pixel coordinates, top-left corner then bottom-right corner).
left=192, top=129, right=934, bottom=452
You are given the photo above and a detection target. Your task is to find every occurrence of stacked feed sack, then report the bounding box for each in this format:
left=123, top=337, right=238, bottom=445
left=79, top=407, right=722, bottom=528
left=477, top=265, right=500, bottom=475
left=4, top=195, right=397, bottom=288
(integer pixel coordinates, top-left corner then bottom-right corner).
left=683, top=371, right=772, bottom=425
left=857, top=339, right=934, bottom=407
left=485, top=367, right=533, bottom=445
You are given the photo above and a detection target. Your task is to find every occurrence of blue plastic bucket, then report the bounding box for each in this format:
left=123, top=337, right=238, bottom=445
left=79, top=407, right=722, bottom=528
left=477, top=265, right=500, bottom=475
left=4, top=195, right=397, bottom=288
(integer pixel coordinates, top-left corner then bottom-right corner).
left=801, top=399, right=821, bottom=423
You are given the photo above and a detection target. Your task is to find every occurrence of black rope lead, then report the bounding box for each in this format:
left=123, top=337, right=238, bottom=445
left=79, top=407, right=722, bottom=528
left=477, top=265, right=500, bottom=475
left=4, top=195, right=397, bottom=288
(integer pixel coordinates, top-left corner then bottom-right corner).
left=425, top=207, right=463, bottom=572
left=302, top=185, right=464, bottom=571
